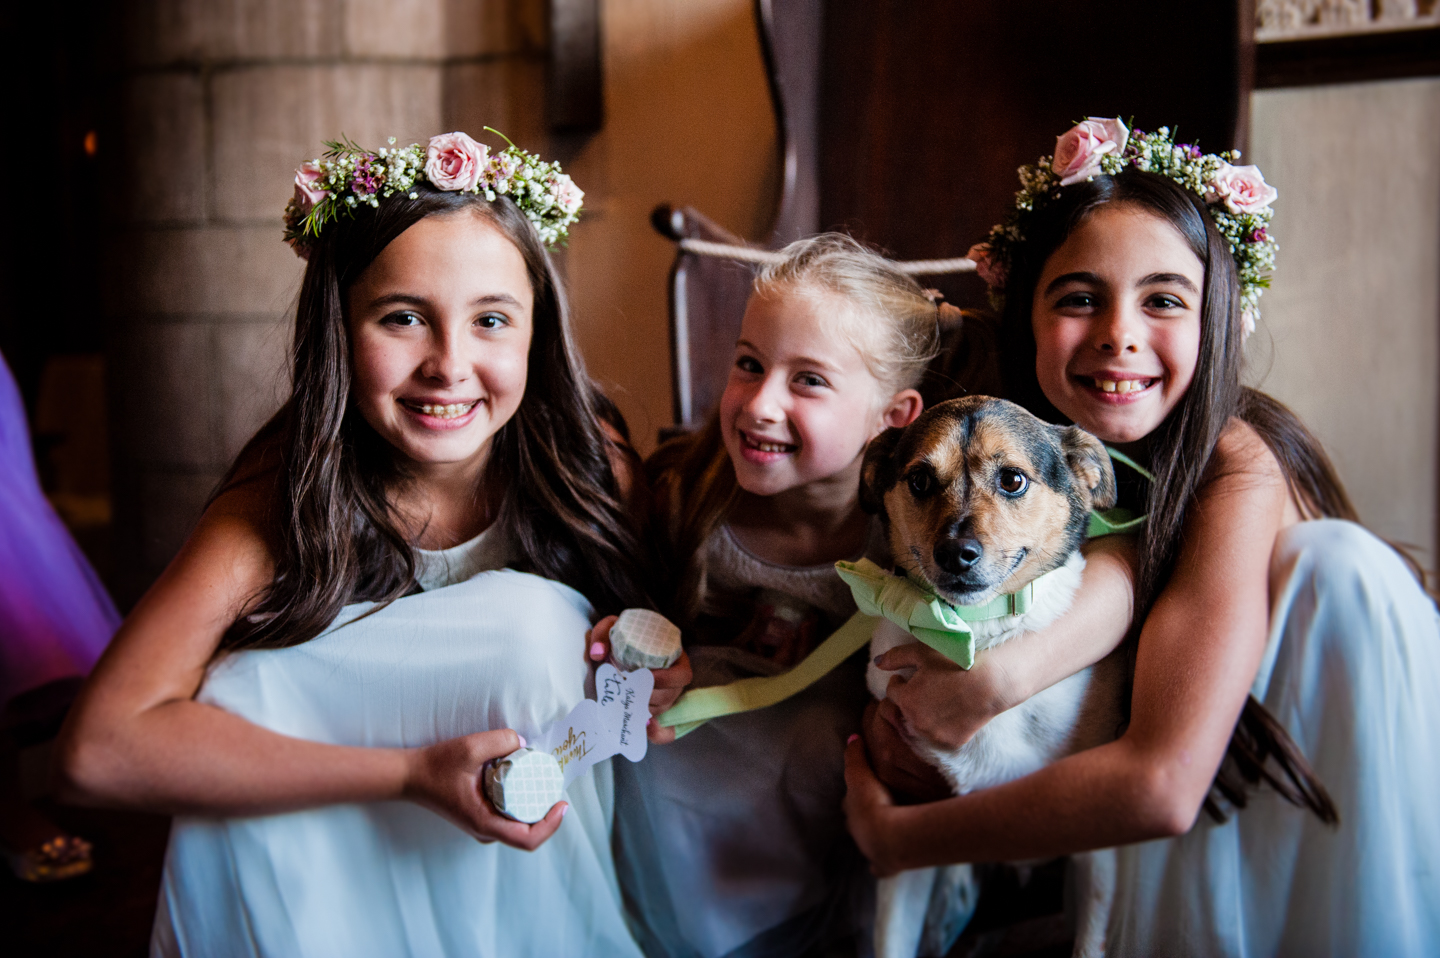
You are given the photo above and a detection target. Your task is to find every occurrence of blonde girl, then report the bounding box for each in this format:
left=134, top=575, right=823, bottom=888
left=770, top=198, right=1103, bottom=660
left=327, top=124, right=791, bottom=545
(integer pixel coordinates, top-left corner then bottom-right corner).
left=616, top=234, right=1136, bottom=957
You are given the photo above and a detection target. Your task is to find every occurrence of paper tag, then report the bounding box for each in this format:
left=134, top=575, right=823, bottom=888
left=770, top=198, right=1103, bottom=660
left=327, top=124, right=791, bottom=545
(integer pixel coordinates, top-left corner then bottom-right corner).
left=537, top=663, right=653, bottom=788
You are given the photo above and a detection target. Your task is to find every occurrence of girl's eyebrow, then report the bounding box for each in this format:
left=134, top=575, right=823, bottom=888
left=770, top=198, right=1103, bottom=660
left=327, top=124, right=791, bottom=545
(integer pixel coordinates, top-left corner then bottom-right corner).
left=365, top=292, right=525, bottom=309
left=1044, top=271, right=1104, bottom=295
left=736, top=339, right=841, bottom=373
left=1044, top=271, right=1200, bottom=295
left=1138, top=272, right=1200, bottom=293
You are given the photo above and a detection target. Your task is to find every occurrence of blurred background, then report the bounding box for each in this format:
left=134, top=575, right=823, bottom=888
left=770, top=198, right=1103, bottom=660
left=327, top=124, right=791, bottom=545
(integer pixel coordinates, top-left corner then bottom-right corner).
left=0, top=1, right=1435, bottom=950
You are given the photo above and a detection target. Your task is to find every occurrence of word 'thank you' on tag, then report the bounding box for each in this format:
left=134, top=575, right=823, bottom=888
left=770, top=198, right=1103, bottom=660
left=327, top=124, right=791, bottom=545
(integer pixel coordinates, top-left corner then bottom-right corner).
left=539, top=663, right=653, bottom=788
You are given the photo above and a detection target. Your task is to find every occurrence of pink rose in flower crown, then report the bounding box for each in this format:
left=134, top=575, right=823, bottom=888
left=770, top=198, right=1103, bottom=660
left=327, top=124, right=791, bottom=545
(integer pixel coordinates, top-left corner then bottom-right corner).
left=292, top=160, right=327, bottom=214
left=425, top=132, right=488, bottom=192
left=966, top=243, right=1006, bottom=289
left=1052, top=117, right=1130, bottom=187
left=553, top=173, right=584, bottom=216
left=1206, top=163, right=1277, bottom=215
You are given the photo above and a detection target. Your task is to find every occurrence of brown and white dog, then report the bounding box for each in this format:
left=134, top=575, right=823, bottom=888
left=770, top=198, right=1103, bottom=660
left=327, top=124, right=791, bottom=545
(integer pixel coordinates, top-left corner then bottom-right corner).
left=859, top=396, right=1127, bottom=958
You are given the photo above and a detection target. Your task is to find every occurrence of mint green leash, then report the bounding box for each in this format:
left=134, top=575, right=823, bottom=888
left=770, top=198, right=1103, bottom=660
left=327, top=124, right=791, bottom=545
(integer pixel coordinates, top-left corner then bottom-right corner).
left=656, top=447, right=1151, bottom=737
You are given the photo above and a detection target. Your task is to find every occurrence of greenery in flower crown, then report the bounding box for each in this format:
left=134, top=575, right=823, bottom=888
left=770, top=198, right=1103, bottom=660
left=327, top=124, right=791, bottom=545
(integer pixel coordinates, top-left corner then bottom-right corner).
left=282, top=128, right=584, bottom=258
left=972, top=119, right=1278, bottom=336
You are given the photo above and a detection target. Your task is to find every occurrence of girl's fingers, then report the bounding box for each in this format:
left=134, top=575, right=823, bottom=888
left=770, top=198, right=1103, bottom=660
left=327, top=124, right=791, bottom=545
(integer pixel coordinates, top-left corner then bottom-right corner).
left=843, top=735, right=905, bottom=877
left=472, top=774, right=568, bottom=850
left=588, top=616, right=617, bottom=663
left=874, top=642, right=951, bottom=673
left=843, top=734, right=892, bottom=809
left=473, top=728, right=526, bottom=764
left=646, top=721, right=676, bottom=745
left=651, top=650, right=692, bottom=691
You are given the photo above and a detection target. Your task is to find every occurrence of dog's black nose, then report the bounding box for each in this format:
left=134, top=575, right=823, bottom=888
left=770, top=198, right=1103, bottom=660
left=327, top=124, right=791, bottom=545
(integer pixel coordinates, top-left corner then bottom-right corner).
left=934, top=537, right=984, bottom=574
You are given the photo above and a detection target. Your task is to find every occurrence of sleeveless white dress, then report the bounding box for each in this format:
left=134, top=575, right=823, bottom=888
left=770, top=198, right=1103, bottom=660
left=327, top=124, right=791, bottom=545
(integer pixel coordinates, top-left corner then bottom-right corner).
left=1108, top=520, right=1440, bottom=956
left=151, top=527, right=643, bottom=958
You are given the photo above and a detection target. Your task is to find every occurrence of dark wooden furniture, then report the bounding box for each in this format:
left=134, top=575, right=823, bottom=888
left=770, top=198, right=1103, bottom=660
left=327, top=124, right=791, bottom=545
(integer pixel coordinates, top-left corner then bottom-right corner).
left=820, top=0, right=1255, bottom=314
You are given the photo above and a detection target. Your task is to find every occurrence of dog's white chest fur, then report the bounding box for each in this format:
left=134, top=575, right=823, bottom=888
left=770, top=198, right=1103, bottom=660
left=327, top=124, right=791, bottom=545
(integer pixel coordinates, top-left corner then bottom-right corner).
left=868, top=552, right=1122, bottom=794
left=868, top=551, right=1124, bottom=958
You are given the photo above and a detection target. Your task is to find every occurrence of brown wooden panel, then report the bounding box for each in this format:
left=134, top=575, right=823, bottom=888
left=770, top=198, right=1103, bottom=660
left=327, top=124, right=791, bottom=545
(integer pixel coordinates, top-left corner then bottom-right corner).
left=548, top=0, right=603, bottom=133
left=1256, top=26, right=1440, bottom=88
left=820, top=0, right=1250, bottom=312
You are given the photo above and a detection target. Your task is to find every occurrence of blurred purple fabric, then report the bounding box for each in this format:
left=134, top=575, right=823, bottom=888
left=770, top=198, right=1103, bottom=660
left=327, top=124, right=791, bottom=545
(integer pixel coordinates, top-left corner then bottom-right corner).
left=0, top=353, right=119, bottom=710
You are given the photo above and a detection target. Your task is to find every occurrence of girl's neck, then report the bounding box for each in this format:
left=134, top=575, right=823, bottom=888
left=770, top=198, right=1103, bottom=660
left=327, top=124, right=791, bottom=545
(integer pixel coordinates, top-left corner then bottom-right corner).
left=727, top=464, right=871, bottom=567
left=391, top=452, right=498, bottom=550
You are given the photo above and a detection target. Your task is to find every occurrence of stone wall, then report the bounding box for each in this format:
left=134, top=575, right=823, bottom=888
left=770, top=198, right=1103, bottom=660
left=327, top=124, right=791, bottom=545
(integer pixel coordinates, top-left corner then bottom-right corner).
left=1248, top=77, right=1440, bottom=565
left=106, top=0, right=547, bottom=604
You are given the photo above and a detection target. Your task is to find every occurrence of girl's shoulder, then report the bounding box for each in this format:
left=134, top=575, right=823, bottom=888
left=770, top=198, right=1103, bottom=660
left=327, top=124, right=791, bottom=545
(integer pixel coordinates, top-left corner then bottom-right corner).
left=186, top=448, right=284, bottom=620
left=1191, top=417, right=1295, bottom=530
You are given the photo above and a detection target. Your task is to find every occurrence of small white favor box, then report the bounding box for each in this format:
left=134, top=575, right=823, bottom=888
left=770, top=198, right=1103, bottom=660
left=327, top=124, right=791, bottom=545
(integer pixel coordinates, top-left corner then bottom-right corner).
left=483, top=747, right=564, bottom=823
left=610, top=608, right=682, bottom=671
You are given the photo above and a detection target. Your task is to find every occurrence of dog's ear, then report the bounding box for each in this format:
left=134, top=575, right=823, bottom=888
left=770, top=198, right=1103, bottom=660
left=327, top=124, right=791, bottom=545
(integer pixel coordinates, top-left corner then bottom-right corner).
left=1060, top=425, right=1117, bottom=510
left=859, top=427, right=905, bottom=515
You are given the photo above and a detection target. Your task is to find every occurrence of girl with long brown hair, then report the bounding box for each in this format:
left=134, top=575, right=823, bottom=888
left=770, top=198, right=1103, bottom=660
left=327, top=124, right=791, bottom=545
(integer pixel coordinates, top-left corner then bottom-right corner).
left=844, top=120, right=1440, bottom=956
left=55, top=132, right=684, bottom=957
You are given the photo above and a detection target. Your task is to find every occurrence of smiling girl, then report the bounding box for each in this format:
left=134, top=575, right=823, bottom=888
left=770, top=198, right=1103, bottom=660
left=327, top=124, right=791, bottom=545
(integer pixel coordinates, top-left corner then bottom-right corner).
left=55, top=131, right=684, bottom=957
left=846, top=121, right=1440, bottom=956
left=617, top=235, right=1136, bottom=958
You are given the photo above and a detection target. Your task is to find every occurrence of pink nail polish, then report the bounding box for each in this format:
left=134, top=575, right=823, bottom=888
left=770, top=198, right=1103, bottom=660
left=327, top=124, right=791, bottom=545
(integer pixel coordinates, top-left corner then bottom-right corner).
left=516, top=733, right=527, bottom=748
left=847, top=733, right=859, bottom=745
left=590, top=641, right=605, bottom=659
left=561, top=804, right=570, bottom=819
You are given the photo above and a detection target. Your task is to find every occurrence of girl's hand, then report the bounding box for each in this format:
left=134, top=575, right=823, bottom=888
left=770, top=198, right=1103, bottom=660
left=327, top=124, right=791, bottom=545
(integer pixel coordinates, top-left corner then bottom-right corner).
left=403, top=729, right=567, bottom=851
left=587, top=615, right=694, bottom=745
left=861, top=699, right=952, bottom=803
left=842, top=734, right=906, bottom=878
left=875, top=643, right=1016, bottom=751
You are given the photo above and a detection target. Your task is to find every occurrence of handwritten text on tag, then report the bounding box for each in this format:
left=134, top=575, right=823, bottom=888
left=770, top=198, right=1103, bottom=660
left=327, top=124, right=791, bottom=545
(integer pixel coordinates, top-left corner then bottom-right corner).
left=538, top=664, right=653, bottom=788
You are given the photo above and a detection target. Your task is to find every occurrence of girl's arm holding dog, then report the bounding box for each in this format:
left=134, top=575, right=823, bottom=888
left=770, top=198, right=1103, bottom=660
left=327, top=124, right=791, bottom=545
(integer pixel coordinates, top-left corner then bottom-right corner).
left=847, top=422, right=1290, bottom=873
left=867, top=532, right=1137, bottom=767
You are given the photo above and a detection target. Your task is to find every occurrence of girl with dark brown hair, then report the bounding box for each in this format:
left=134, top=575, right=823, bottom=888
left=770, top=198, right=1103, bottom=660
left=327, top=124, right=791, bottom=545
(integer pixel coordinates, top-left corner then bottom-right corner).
left=844, top=121, right=1440, bottom=956
left=54, top=132, right=684, bottom=957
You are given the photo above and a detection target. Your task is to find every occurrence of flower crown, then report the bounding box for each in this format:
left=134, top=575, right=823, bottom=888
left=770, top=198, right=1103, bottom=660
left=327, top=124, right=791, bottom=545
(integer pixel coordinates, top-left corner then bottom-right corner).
left=967, top=118, right=1277, bottom=337
left=282, top=128, right=583, bottom=258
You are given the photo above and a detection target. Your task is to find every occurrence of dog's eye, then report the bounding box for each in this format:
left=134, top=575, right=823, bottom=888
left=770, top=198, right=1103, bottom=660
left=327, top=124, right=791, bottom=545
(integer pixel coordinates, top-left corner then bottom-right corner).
left=997, top=468, right=1028, bottom=497
left=906, top=468, right=935, bottom=498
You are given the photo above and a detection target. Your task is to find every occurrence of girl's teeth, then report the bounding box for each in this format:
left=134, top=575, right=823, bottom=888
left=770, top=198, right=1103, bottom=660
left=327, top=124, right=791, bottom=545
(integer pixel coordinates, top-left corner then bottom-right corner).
left=416, top=402, right=475, bottom=419
left=1093, top=378, right=1149, bottom=393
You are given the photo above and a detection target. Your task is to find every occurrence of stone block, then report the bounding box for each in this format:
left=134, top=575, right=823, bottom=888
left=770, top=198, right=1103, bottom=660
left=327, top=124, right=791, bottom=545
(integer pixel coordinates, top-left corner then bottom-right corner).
left=105, top=226, right=304, bottom=317
left=443, top=59, right=547, bottom=153
left=136, top=467, right=224, bottom=574
left=343, top=0, right=547, bottom=59
left=110, top=321, right=218, bottom=470
left=215, top=319, right=292, bottom=462
left=345, top=0, right=445, bottom=58
left=211, top=64, right=444, bottom=222
left=125, top=0, right=342, bottom=65
left=123, top=73, right=206, bottom=224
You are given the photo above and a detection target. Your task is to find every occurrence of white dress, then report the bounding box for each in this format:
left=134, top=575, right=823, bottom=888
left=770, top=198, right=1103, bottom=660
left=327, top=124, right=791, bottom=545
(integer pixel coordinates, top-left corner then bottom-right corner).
left=1108, top=520, right=1440, bottom=956
left=152, top=527, right=644, bottom=958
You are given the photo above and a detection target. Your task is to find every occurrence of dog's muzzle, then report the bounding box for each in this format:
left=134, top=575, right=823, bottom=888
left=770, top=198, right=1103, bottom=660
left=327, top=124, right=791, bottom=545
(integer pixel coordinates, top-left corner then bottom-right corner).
left=934, top=536, right=983, bottom=575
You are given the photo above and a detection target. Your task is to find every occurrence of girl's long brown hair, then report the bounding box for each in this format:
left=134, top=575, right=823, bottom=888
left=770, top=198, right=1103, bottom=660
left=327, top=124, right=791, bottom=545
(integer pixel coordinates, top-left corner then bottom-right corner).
left=216, top=186, right=653, bottom=653
left=997, top=167, right=1340, bottom=825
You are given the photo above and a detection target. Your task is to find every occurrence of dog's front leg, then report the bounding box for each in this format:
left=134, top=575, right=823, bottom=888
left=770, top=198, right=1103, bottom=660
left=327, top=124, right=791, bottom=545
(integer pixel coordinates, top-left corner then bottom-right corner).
left=868, top=619, right=919, bottom=700
left=1070, top=848, right=1115, bottom=958
left=875, top=866, right=939, bottom=958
